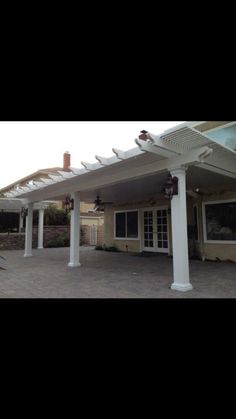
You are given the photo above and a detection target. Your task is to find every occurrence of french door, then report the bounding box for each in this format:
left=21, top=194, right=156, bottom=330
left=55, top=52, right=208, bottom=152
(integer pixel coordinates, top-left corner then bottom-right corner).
left=143, top=207, right=169, bottom=253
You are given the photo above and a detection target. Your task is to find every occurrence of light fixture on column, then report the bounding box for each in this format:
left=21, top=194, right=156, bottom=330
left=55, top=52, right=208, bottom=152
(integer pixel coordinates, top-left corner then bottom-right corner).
left=163, top=174, right=178, bottom=199
left=21, top=207, right=28, bottom=217
left=63, top=195, right=74, bottom=213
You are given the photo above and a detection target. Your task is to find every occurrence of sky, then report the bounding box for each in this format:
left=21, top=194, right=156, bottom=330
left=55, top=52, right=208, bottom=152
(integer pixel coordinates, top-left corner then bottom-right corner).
left=0, top=121, right=185, bottom=189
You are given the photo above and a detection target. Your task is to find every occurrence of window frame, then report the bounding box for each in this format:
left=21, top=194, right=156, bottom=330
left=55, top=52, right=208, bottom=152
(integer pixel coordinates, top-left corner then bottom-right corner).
left=114, top=209, right=140, bottom=240
left=202, top=199, right=236, bottom=244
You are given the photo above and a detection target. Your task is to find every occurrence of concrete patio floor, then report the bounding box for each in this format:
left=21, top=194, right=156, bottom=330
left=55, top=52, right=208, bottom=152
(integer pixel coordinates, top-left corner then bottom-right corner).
left=0, top=246, right=236, bottom=298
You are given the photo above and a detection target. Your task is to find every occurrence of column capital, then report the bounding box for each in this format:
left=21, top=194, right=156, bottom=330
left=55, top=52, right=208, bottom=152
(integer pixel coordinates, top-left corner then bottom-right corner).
left=169, top=166, right=188, bottom=176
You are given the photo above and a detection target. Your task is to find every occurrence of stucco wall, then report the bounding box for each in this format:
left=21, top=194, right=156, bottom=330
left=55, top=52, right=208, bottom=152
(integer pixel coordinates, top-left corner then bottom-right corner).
left=104, top=197, right=171, bottom=253
left=104, top=190, right=236, bottom=261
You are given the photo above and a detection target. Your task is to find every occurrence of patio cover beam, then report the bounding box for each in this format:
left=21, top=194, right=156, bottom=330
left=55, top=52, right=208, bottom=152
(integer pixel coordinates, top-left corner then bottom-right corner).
left=21, top=146, right=213, bottom=203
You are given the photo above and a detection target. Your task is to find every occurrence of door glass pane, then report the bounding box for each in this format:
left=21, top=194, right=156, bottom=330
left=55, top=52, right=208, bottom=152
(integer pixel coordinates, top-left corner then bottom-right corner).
left=156, top=210, right=168, bottom=250
left=143, top=211, right=154, bottom=247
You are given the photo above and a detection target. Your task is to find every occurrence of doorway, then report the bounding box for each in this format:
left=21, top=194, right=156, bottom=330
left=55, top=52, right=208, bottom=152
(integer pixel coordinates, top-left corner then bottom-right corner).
left=142, top=207, right=169, bottom=253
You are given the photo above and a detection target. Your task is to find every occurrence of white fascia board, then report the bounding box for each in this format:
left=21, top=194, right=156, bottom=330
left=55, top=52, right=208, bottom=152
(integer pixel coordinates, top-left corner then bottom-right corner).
left=124, top=146, right=144, bottom=158
left=198, top=163, right=236, bottom=179
left=0, top=198, right=24, bottom=208
left=33, top=201, right=51, bottom=210
left=202, top=150, right=236, bottom=173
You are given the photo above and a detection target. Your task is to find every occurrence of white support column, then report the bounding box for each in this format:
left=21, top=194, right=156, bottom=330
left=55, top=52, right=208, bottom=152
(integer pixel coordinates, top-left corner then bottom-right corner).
left=38, top=209, right=44, bottom=249
left=24, top=203, right=33, bottom=257
left=170, top=167, right=193, bottom=292
left=68, top=192, right=81, bottom=267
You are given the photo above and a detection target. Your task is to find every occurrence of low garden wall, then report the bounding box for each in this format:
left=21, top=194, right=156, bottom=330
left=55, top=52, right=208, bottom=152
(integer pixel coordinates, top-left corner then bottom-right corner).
left=0, top=224, right=104, bottom=250
left=0, top=226, right=70, bottom=250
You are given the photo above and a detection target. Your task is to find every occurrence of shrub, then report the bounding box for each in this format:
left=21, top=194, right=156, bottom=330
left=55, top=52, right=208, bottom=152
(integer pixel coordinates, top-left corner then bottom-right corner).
left=44, top=204, right=70, bottom=225
left=95, top=245, right=119, bottom=252
left=45, top=236, right=70, bottom=248
left=105, top=246, right=119, bottom=252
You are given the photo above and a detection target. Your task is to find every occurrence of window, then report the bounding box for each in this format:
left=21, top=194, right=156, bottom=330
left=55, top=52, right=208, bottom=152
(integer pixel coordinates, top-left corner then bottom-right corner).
left=115, top=212, right=126, bottom=237
left=115, top=211, right=138, bottom=239
left=203, top=200, right=236, bottom=242
left=205, top=123, right=236, bottom=151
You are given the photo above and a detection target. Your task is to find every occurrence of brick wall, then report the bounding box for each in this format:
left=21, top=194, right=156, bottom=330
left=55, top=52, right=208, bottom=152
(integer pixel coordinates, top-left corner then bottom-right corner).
left=0, top=233, right=28, bottom=250
left=0, top=224, right=104, bottom=250
left=0, top=225, right=70, bottom=250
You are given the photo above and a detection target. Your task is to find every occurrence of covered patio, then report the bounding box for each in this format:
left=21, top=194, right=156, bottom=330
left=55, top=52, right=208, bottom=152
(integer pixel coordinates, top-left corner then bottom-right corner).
left=2, top=123, right=236, bottom=292
left=1, top=247, right=236, bottom=298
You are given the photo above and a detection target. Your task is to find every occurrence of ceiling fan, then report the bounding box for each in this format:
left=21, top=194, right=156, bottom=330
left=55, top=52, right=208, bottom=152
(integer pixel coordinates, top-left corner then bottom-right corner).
left=92, top=195, right=113, bottom=211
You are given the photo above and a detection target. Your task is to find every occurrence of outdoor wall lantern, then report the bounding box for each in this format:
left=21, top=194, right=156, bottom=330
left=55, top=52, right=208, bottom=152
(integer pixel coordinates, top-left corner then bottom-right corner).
left=21, top=207, right=28, bottom=217
left=163, top=174, right=178, bottom=199
left=63, top=195, right=74, bottom=213
left=138, top=129, right=149, bottom=141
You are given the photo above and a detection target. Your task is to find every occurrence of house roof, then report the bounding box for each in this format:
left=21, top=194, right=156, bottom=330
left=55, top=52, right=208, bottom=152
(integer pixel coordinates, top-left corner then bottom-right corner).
left=4, top=123, right=236, bottom=204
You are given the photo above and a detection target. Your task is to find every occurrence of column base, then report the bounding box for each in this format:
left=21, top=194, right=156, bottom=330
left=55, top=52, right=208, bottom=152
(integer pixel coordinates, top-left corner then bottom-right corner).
left=171, top=282, right=193, bottom=292
left=24, top=254, right=33, bottom=258
left=68, top=262, right=81, bottom=268
left=37, top=247, right=44, bottom=249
